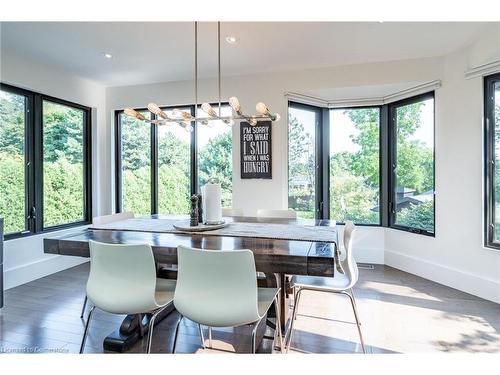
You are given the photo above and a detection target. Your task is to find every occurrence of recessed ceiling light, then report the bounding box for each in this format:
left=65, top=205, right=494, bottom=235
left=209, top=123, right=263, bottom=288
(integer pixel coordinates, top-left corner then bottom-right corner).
left=102, top=52, right=113, bottom=59
left=225, top=36, right=236, bottom=44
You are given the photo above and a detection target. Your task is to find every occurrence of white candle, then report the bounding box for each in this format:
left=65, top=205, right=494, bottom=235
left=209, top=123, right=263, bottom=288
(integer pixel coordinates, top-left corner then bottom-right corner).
left=202, top=182, right=222, bottom=224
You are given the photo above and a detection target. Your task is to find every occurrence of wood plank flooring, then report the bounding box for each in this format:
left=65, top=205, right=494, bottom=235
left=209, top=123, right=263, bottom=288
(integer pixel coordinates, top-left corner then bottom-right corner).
left=1, top=263, right=499, bottom=354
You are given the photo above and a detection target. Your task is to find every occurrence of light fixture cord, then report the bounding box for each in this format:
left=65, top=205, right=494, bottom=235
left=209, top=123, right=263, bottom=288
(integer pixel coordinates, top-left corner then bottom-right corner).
left=195, top=21, right=198, bottom=120
left=218, top=21, right=221, bottom=116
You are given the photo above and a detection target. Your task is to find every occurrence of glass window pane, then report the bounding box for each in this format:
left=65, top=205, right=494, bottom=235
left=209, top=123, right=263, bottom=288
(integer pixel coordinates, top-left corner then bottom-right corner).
left=493, top=82, right=500, bottom=240
left=43, top=100, right=85, bottom=227
left=394, top=97, right=434, bottom=233
left=158, top=107, right=192, bottom=214
left=288, top=106, right=316, bottom=219
left=119, top=111, right=151, bottom=216
left=0, top=90, right=27, bottom=234
left=197, top=105, right=233, bottom=208
left=329, top=108, right=380, bottom=224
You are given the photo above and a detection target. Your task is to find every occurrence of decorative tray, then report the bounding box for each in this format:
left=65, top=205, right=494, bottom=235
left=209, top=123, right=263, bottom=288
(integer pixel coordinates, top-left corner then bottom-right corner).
left=173, top=220, right=228, bottom=232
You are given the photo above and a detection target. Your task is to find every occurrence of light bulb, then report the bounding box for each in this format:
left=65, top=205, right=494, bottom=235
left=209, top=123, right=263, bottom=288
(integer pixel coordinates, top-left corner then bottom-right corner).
left=148, top=103, right=169, bottom=120
left=256, top=102, right=269, bottom=116
left=124, top=108, right=145, bottom=121
left=249, top=116, right=257, bottom=126
left=124, top=107, right=138, bottom=117
left=229, top=96, right=241, bottom=113
left=201, top=102, right=217, bottom=118
left=147, top=103, right=161, bottom=115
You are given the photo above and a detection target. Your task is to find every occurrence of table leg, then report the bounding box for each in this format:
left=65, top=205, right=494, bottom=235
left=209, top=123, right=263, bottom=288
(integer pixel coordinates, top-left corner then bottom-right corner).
left=103, top=304, right=175, bottom=352
left=262, top=272, right=288, bottom=332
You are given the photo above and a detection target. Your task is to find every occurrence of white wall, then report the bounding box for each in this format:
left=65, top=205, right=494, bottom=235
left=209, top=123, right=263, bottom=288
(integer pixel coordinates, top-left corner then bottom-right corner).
left=1, top=51, right=107, bottom=289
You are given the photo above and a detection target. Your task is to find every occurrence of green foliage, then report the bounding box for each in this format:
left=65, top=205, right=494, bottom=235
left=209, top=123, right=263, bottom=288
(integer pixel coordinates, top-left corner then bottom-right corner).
left=329, top=161, right=378, bottom=224
left=396, top=201, right=434, bottom=231
left=0, top=152, right=25, bottom=233
left=198, top=132, right=233, bottom=207
left=0, top=93, right=25, bottom=155
left=158, top=165, right=190, bottom=214
left=42, top=102, right=83, bottom=164
left=43, top=156, right=84, bottom=227
left=288, top=115, right=315, bottom=217
left=121, top=114, right=151, bottom=171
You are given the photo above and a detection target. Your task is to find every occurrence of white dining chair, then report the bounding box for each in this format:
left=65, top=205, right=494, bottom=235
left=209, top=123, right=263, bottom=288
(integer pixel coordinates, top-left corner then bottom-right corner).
left=80, top=240, right=176, bottom=354
left=222, top=207, right=244, bottom=217
left=256, top=209, right=297, bottom=219
left=172, top=245, right=284, bottom=354
left=80, top=212, right=135, bottom=319
left=285, top=221, right=366, bottom=353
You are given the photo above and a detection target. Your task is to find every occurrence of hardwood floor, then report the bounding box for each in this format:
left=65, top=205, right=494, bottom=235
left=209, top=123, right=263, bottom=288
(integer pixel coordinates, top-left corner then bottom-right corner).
left=1, top=263, right=499, bottom=354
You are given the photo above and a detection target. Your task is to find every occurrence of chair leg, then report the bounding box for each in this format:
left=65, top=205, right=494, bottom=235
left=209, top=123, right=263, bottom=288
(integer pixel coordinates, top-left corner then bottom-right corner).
left=172, top=315, right=183, bottom=354
left=250, top=320, right=261, bottom=354
left=285, top=287, right=303, bottom=353
left=292, top=287, right=297, bottom=316
left=341, top=290, right=366, bottom=354
left=208, top=326, right=213, bottom=348
left=146, top=310, right=161, bottom=354
left=80, top=295, right=88, bottom=319
left=198, top=324, right=206, bottom=349
left=79, top=306, right=95, bottom=354
left=273, top=296, right=284, bottom=353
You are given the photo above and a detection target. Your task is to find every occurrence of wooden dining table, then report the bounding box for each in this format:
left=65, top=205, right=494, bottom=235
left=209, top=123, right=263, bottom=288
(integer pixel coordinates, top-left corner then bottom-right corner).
left=43, top=214, right=338, bottom=352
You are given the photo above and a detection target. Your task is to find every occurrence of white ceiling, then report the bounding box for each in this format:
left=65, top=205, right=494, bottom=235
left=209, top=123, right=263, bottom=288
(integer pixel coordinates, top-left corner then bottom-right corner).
left=0, top=22, right=492, bottom=87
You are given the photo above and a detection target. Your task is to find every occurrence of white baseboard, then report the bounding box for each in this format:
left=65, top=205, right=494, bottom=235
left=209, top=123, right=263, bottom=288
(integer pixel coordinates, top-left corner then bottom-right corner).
left=385, top=249, right=500, bottom=304
left=4, top=255, right=89, bottom=290
left=354, top=246, right=384, bottom=265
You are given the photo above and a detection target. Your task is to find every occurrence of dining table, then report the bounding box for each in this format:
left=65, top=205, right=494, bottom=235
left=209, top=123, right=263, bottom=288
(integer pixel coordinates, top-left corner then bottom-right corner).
left=43, top=214, right=338, bottom=353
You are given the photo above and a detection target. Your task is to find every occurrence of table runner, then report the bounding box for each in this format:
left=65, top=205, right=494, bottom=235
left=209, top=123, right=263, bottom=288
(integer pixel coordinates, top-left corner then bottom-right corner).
left=90, top=218, right=337, bottom=243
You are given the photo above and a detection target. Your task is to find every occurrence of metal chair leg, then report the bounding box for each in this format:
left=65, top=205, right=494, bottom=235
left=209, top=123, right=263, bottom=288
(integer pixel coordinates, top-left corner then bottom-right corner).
left=79, top=306, right=95, bottom=354
left=250, top=318, right=263, bottom=354
left=208, top=326, right=213, bottom=348
left=292, top=287, right=297, bottom=317
left=172, top=315, right=183, bottom=354
left=350, top=288, right=361, bottom=326
left=273, top=296, right=284, bottom=353
left=285, top=287, right=303, bottom=353
left=80, top=295, right=88, bottom=319
left=341, top=290, right=366, bottom=353
left=198, top=324, right=206, bottom=349
left=146, top=310, right=162, bottom=354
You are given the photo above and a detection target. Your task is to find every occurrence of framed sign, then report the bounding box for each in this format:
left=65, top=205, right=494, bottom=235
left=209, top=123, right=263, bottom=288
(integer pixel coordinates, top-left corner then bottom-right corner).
left=240, top=121, right=272, bottom=179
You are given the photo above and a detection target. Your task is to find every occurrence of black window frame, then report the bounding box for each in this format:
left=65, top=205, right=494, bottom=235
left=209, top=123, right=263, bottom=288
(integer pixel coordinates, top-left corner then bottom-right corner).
left=115, top=102, right=230, bottom=214
left=287, top=101, right=383, bottom=226
left=484, top=72, right=500, bottom=249
left=1, top=82, right=92, bottom=240
left=287, top=91, right=435, bottom=236
left=388, top=91, right=436, bottom=237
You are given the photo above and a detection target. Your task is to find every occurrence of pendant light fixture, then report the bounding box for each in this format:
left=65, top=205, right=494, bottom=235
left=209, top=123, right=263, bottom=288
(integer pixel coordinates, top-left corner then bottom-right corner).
left=124, top=22, right=280, bottom=129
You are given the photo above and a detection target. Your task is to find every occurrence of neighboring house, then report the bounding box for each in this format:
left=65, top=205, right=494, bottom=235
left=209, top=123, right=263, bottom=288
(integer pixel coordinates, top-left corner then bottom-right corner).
left=371, top=187, right=433, bottom=212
